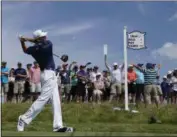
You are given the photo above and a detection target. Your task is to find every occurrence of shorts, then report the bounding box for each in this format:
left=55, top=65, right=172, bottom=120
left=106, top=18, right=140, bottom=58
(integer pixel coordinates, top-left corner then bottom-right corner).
left=136, top=84, right=144, bottom=101
left=77, top=82, right=86, bottom=97
left=121, top=83, right=125, bottom=94
left=70, top=85, right=77, bottom=97
left=172, top=90, right=177, bottom=96
left=110, top=82, right=122, bottom=95
left=93, top=89, right=103, bottom=95
left=144, top=85, right=159, bottom=104
left=128, top=83, right=136, bottom=94
left=30, top=83, right=41, bottom=93
left=1, top=83, right=9, bottom=95
left=14, top=81, right=25, bottom=94
left=156, top=85, right=163, bottom=96
left=61, top=84, right=71, bottom=95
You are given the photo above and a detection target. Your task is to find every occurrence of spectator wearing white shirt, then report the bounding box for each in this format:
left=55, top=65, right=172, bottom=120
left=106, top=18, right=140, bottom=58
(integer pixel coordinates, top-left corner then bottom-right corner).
left=93, top=73, right=104, bottom=104
left=171, top=71, right=177, bottom=104
left=104, top=55, right=124, bottom=103
left=90, top=66, right=102, bottom=82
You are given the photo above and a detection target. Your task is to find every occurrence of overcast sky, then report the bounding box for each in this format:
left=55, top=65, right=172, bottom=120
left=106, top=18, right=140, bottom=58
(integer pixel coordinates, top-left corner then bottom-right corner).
left=2, top=1, right=177, bottom=77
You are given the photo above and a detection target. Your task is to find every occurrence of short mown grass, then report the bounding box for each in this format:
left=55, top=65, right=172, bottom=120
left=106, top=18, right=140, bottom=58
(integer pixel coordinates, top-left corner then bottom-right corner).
left=2, top=103, right=177, bottom=134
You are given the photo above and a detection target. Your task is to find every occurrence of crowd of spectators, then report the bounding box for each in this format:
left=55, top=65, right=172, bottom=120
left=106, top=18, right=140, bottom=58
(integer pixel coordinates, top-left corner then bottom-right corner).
left=1, top=58, right=177, bottom=107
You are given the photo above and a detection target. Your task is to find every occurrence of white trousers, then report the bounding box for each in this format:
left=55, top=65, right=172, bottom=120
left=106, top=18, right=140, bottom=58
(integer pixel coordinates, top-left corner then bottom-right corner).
left=20, top=70, right=63, bottom=131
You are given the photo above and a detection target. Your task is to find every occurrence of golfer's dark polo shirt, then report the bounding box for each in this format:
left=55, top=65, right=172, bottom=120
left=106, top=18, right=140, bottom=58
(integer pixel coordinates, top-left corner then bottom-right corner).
left=25, top=40, right=55, bottom=71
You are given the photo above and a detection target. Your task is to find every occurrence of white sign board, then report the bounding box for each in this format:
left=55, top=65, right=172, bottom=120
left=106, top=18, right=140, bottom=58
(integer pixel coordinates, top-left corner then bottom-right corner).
left=127, top=31, right=146, bottom=50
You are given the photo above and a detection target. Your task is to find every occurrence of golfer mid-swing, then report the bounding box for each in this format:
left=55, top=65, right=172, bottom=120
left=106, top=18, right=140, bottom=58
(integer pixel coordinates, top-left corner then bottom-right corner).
left=17, top=29, right=74, bottom=132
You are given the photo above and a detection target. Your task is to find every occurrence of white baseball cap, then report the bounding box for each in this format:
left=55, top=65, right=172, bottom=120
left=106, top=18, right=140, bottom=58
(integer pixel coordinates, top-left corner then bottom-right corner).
left=96, top=72, right=102, bottom=76
left=167, top=70, right=173, bottom=74
left=128, top=64, right=133, bottom=67
left=33, top=29, right=48, bottom=38
left=113, top=62, right=118, bottom=66
left=163, top=75, right=167, bottom=79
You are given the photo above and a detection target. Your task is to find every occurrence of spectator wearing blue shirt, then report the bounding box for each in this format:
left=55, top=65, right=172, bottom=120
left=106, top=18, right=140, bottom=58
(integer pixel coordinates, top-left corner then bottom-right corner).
left=1, top=61, right=9, bottom=103
left=13, top=62, right=27, bottom=103
left=134, top=64, right=144, bottom=106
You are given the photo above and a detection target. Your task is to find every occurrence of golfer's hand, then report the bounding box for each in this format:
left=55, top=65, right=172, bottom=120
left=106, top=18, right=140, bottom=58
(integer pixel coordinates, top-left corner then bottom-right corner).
left=19, top=37, right=26, bottom=42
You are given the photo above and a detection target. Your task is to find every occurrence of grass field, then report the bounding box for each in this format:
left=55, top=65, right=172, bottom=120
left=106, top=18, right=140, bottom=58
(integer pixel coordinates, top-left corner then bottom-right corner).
left=2, top=103, right=177, bottom=136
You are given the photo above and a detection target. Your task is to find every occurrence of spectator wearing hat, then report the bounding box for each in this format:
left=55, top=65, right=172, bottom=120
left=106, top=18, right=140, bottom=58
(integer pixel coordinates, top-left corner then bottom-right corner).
left=134, top=63, right=145, bottom=106
left=60, top=62, right=75, bottom=102
left=86, top=68, right=94, bottom=102
left=8, top=68, right=15, bottom=102
left=61, top=62, right=76, bottom=101
left=127, top=64, right=137, bottom=105
left=90, top=66, right=102, bottom=83
left=93, top=72, right=104, bottom=104
left=102, top=70, right=111, bottom=101
left=161, top=76, right=168, bottom=103
left=69, top=64, right=79, bottom=102
left=1, top=61, right=9, bottom=103
left=133, top=63, right=160, bottom=108
left=105, top=55, right=124, bottom=103
left=13, top=62, right=27, bottom=103
left=77, top=65, right=88, bottom=102
left=22, top=64, right=32, bottom=103
left=166, top=71, right=173, bottom=104
left=155, top=75, right=163, bottom=104
left=171, top=71, right=177, bottom=104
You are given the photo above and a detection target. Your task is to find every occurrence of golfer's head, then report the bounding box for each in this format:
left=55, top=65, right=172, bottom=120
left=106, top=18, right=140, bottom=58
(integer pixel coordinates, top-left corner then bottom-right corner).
left=33, top=29, right=47, bottom=42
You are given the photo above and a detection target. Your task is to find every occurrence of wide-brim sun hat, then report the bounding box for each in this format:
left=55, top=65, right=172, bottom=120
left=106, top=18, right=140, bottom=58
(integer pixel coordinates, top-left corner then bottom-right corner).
left=33, top=29, right=48, bottom=38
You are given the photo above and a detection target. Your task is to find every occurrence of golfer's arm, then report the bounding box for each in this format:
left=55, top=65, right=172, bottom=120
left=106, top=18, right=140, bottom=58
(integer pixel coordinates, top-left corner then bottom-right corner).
left=20, top=41, right=28, bottom=52
left=25, top=38, right=37, bottom=43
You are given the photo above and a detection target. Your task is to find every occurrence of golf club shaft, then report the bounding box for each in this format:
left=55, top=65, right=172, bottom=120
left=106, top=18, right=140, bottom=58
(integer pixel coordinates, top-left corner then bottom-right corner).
left=53, top=53, right=60, bottom=58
